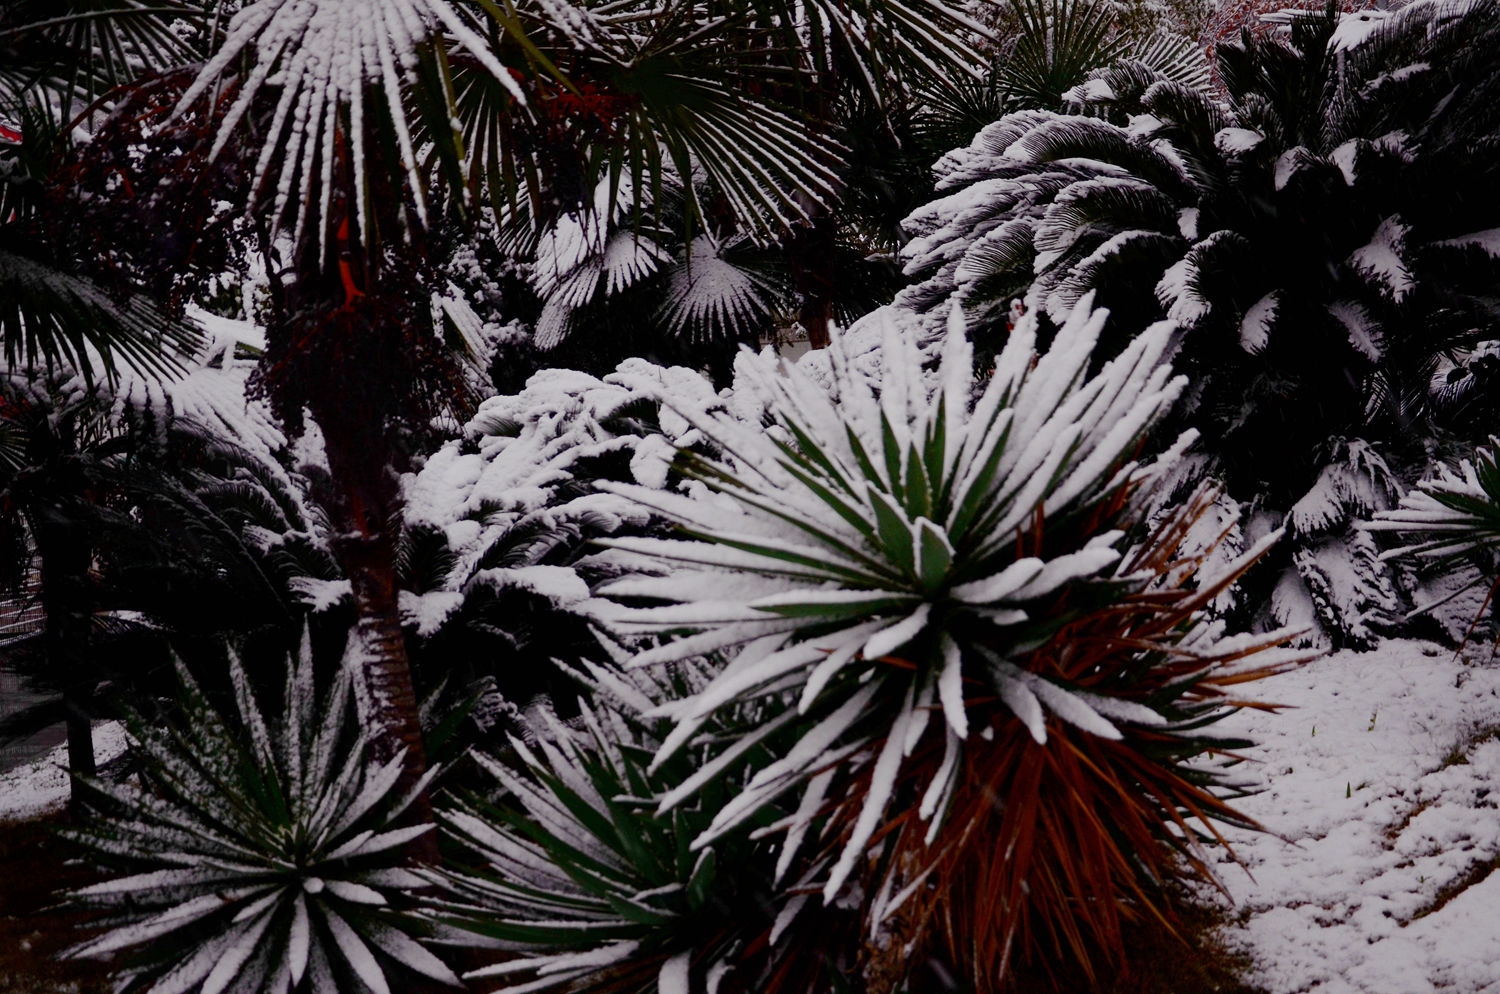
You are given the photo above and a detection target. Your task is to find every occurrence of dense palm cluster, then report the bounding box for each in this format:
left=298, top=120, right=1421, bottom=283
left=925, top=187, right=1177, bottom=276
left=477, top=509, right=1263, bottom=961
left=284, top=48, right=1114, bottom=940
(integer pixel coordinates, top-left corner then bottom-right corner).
left=4, top=1, right=1500, bottom=993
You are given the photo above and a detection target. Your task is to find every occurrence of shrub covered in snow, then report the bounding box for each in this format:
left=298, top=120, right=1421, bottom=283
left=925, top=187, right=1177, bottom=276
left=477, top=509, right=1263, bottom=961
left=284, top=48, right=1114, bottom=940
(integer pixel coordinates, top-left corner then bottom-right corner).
left=894, top=0, right=1500, bottom=645
left=397, top=359, right=722, bottom=712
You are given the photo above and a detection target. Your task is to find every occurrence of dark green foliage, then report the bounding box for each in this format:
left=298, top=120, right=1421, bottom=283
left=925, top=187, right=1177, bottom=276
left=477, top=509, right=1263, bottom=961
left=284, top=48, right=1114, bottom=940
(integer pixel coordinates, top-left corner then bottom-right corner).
left=63, top=643, right=461, bottom=994
left=430, top=677, right=846, bottom=994
left=897, top=0, right=1500, bottom=643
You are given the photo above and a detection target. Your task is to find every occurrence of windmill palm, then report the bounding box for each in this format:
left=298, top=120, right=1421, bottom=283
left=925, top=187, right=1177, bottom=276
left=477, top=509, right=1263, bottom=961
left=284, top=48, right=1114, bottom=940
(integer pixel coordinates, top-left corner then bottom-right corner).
left=142, top=0, right=993, bottom=831
left=0, top=1, right=217, bottom=383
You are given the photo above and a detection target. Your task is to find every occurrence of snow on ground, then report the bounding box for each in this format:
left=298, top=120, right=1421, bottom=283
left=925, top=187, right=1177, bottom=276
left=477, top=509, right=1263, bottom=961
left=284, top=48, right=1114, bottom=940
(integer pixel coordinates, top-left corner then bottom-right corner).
left=0, top=723, right=128, bottom=823
left=1211, top=639, right=1500, bottom=994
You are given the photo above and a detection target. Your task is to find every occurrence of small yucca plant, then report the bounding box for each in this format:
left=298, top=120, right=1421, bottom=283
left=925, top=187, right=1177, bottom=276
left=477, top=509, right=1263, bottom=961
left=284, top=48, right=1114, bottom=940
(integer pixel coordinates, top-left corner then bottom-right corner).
left=428, top=662, right=833, bottom=994
left=63, top=640, right=460, bottom=994
left=593, top=299, right=1307, bottom=989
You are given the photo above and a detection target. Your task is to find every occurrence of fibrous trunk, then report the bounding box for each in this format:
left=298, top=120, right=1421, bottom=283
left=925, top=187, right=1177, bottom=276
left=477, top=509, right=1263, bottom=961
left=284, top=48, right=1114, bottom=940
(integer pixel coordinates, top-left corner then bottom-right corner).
left=322, top=430, right=438, bottom=856
left=35, top=517, right=96, bottom=815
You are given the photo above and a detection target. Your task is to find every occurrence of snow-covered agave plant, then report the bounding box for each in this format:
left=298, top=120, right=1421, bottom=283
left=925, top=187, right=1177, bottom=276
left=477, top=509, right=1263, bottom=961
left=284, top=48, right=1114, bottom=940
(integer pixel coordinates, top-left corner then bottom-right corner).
left=64, top=641, right=459, bottom=994
left=429, top=665, right=816, bottom=994
left=596, top=297, right=1194, bottom=889
left=590, top=298, right=1308, bottom=983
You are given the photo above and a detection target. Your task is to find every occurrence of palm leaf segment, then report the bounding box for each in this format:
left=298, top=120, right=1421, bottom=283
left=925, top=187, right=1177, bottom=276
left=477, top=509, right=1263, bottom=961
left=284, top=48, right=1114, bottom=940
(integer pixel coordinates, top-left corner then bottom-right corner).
left=904, top=0, right=1500, bottom=398
left=499, top=0, right=986, bottom=238
left=1366, top=439, right=1500, bottom=575
left=175, top=0, right=526, bottom=254
left=64, top=639, right=459, bottom=994
left=526, top=173, right=786, bottom=350
left=997, top=0, right=1208, bottom=110
left=432, top=673, right=791, bottom=994
left=0, top=0, right=207, bottom=112
left=0, top=247, right=204, bottom=383
left=1, top=50, right=202, bottom=384
left=595, top=296, right=1195, bottom=900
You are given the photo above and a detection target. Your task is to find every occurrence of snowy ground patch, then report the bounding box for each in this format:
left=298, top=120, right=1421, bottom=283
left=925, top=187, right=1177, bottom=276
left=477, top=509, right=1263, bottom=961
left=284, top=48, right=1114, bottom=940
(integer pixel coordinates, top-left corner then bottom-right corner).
left=1212, top=640, right=1500, bottom=994
left=0, top=723, right=128, bottom=823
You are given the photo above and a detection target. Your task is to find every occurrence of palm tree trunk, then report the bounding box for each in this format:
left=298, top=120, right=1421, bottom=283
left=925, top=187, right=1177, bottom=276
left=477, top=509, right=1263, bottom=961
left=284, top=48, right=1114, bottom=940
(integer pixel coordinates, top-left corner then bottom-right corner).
left=34, top=518, right=95, bottom=815
left=788, top=202, right=838, bottom=350
left=322, top=433, right=438, bottom=858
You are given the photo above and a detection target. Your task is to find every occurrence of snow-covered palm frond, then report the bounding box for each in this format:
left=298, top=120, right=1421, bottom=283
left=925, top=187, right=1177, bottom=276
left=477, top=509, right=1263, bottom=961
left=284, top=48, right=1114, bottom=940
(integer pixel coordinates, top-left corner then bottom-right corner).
left=594, top=296, right=1200, bottom=898
left=999, top=0, right=1133, bottom=108
left=1367, top=440, right=1500, bottom=572
left=797, top=0, right=990, bottom=103
left=176, top=0, right=525, bottom=253
left=430, top=692, right=797, bottom=994
left=0, top=0, right=207, bottom=112
left=0, top=248, right=204, bottom=384
left=65, top=636, right=460, bottom=994
left=529, top=179, right=673, bottom=350
left=656, top=235, right=782, bottom=343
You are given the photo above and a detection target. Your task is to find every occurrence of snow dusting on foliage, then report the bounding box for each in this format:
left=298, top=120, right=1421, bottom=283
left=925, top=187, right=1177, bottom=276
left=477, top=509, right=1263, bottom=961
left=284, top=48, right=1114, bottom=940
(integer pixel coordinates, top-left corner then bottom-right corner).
left=591, top=295, right=1280, bottom=904
left=176, top=0, right=524, bottom=248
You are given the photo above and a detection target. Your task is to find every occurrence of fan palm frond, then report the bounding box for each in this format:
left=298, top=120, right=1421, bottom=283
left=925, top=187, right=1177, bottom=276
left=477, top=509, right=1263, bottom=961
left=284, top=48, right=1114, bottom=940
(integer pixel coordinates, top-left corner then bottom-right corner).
left=656, top=235, right=783, bottom=343
left=175, top=0, right=527, bottom=255
left=0, top=0, right=210, bottom=112
left=0, top=248, right=203, bottom=383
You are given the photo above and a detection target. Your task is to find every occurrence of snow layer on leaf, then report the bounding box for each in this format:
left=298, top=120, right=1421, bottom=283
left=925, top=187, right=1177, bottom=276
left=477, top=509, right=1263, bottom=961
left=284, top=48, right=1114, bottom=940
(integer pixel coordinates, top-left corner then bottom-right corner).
left=1214, top=127, right=1265, bottom=154
left=1240, top=292, right=1278, bottom=353
left=1348, top=217, right=1413, bottom=302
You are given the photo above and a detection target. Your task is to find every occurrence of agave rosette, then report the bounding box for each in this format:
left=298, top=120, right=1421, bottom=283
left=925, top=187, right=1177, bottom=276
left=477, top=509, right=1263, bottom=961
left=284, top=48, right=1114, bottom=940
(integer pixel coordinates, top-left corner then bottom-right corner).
left=594, top=295, right=1212, bottom=898
left=429, top=661, right=818, bottom=994
left=64, top=642, right=458, bottom=994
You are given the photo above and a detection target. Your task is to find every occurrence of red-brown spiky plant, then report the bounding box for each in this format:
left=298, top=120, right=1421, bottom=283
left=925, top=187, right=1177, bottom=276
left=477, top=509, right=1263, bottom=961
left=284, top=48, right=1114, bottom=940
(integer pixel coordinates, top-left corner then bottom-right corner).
left=597, top=298, right=1314, bottom=994
left=839, top=489, right=1311, bottom=993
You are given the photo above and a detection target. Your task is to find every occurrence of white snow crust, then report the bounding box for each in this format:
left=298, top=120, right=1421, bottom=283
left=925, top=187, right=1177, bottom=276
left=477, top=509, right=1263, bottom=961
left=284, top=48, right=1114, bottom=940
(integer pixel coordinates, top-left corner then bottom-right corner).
left=1210, top=640, right=1500, bottom=993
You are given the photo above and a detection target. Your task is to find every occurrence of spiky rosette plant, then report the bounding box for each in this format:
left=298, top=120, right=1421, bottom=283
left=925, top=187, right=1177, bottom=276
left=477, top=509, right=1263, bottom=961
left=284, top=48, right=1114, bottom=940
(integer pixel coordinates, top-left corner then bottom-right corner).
left=62, top=640, right=460, bottom=994
left=1365, top=438, right=1500, bottom=630
left=428, top=661, right=841, bottom=994
left=848, top=489, right=1306, bottom=990
left=591, top=299, right=1308, bottom=989
left=597, top=298, right=1190, bottom=883
left=1366, top=439, right=1500, bottom=570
